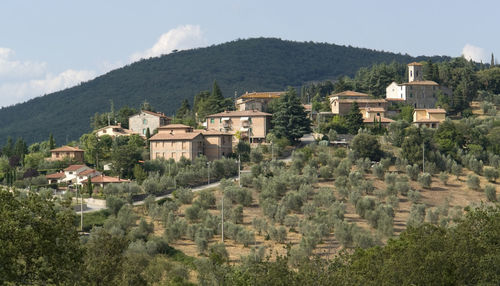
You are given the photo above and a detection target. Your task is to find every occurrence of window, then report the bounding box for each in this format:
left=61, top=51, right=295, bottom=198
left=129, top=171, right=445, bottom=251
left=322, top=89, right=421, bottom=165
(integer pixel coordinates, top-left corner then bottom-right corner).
left=143, top=119, right=147, bottom=124
left=410, top=71, right=413, bottom=77
left=210, top=118, right=214, bottom=124
left=142, top=129, right=146, bottom=135
left=219, top=118, right=222, bottom=123
left=410, top=93, right=413, bottom=98
left=248, top=117, right=252, bottom=123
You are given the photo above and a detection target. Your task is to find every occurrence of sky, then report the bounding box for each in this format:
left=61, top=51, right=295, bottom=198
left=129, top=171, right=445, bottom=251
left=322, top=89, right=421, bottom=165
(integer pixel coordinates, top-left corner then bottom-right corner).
left=1, top=0, right=499, bottom=107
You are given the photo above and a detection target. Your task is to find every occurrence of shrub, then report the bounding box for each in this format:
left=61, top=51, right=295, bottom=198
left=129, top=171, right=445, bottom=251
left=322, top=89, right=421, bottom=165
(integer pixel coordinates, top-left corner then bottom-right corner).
left=373, top=163, right=385, bottom=180
left=439, top=172, right=449, bottom=185
left=356, top=157, right=372, bottom=174
left=284, top=215, right=299, bottom=229
left=230, top=205, right=244, bottom=224
left=485, top=184, right=497, bottom=202
left=407, top=203, right=426, bottom=227
left=349, top=171, right=363, bottom=187
left=484, top=167, right=499, bottom=182
left=380, top=157, right=392, bottom=170
left=106, top=196, right=126, bottom=216
left=418, top=173, right=432, bottom=189
left=395, top=181, right=410, bottom=196
left=236, top=230, right=255, bottom=247
left=451, top=163, right=463, bottom=179
left=408, top=189, right=421, bottom=204
left=302, top=202, right=316, bottom=219
left=197, top=190, right=216, bottom=209
left=195, top=233, right=208, bottom=254
left=208, top=243, right=229, bottom=264
left=252, top=217, right=268, bottom=235
left=406, top=164, right=420, bottom=181
left=357, top=180, right=374, bottom=195
left=250, top=148, right=263, bottom=164
left=313, top=187, right=335, bottom=207
left=185, top=203, right=202, bottom=222
left=173, top=188, right=194, bottom=204
left=466, top=174, right=481, bottom=191
left=386, top=195, right=399, bottom=209
left=268, top=226, right=287, bottom=243
left=225, top=186, right=253, bottom=207
left=384, top=172, right=397, bottom=186
left=319, top=165, right=333, bottom=179
left=351, top=133, right=382, bottom=161
left=355, top=197, right=375, bottom=218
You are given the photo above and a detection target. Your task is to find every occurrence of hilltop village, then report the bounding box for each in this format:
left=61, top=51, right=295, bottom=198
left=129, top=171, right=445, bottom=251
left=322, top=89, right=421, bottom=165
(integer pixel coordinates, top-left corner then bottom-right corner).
left=1, top=59, right=500, bottom=285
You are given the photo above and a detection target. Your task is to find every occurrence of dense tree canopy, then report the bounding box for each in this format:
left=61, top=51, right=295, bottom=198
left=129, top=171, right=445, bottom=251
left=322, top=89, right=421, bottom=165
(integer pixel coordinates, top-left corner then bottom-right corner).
left=271, top=88, right=311, bottom=143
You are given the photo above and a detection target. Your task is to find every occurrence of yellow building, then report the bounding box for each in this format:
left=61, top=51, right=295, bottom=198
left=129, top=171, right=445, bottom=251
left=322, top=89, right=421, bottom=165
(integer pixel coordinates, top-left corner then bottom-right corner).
left=206, top=110, right=271, bottom=143
left=235, top=91, right=284, bottom=111
left=359, top=107, right=394, bottom=126
left=412, top=108, right=446, bottom=128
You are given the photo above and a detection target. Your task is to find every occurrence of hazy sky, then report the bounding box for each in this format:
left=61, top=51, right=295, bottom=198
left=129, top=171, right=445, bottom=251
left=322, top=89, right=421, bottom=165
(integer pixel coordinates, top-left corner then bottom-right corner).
left=1, top=0, right=498, bottom=107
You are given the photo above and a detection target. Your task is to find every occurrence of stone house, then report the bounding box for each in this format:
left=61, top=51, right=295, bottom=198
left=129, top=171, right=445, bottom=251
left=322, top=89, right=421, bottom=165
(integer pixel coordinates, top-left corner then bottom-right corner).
left=329, top=90, right=388, bottom=116
left=235, top=91, right=284, bottom=112
left=88, top=175, right=130, bottom=188
left=359, top=107, right=394, bottom=127
left=48, top=146, right=84, bottom=162
left=412, top=108, right=446, bottom=128
left=128, top=110, right=171, bottom=136
left=205, top=110, right=272, bottom=143
left=95, top=123, right=136, bottom=138
left=386, top=62, right=452, bottom=108
left=149, top=124, right=232, bottom=162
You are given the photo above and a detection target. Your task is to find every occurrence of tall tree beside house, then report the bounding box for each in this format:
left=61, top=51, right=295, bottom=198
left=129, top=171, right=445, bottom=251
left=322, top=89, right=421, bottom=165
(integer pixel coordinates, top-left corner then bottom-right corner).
left=48, top=133, right=56, bottom=150
left=271, top=87, right=311, bottom=143
left=87, top=177, right=93, bottom=198
left=13, top=138, right=28, bottom=165
left=346, top=102, right=364, bottom=134
left=176, top=99, right=191, bottom=119
left=2, top=137, right=13, bottom=158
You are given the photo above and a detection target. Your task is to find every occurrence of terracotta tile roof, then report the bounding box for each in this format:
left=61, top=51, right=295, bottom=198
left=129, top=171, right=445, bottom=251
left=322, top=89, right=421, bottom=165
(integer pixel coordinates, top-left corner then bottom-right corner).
left=403, top=80, right=439, bottom=86
left=95, top=125, right=136, bottom=135
left=51, top=146, right=84, bottom=152
left=386, top=98, right=406, bottom=101
left=239, top=91, right=284, bottom=99
left=329, top=90, right=370, bottom=98
left=302, top=104, right=312, bottom=111
left=206, top=110, right=272, bottom=118
left=363, top=117, right=395, bottom=123
left=414, top=119, right=443, bottom=123
left=414, top=108, right=446, bottom=113
left=46, top=172, right=65, bottom=179
left=408, top=62, right=423, bottom=66
left=158, top=124, right=192, bottom=129
left=78, top=169, right=98, bottom=176
left=64, top=165, right=88, bottom=172
left=200, top=130, right=233, bottom=136
left=141, top=110, right=171, bottom=119
left=91, top=175, right=130, bottom=184
left=149, top=132, right=203, bottom=141
left=338, top=99, right=387, bottom=103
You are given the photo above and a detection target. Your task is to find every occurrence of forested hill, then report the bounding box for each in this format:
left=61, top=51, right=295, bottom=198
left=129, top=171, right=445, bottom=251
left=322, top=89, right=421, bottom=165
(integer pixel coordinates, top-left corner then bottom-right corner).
left=0, top=38, right=448, bottom=144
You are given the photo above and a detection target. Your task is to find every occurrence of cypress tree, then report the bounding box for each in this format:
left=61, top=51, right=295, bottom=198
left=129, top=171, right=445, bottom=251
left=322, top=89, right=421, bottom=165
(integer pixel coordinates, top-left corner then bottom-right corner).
left=346, top=102, right=363, bottom=134
left=48, top=133, right=56, bottom=150
left=491, top=53, right=495, bottom=68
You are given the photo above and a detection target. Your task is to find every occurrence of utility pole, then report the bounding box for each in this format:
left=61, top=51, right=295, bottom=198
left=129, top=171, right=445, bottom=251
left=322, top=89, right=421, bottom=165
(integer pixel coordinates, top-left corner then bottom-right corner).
left=238, top=154, right=241, bottom=187
left=207, top=162, right=211, bottom=185
left=271, top=141, right=274, bottom=161
left=422, top=142, right=425, bottom=173
left=221, top=189, right=224, bottom=243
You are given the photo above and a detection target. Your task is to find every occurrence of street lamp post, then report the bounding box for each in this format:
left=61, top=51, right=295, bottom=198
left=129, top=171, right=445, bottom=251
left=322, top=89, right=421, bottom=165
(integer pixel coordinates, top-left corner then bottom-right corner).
left=221, top=189, right=224, bottom=243
left=207, top=162, right=211, bottom=185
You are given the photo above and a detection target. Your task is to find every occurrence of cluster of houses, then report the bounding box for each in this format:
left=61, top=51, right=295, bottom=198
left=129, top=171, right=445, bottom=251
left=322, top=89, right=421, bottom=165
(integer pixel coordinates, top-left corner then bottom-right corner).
left=45, top=61, right=449, bottom=187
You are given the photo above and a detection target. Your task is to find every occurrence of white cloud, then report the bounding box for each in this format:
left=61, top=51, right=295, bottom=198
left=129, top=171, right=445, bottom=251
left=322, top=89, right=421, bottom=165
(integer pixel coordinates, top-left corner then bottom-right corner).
left=130, top=25, right=205, bottom=62
left=0, top=47, right=47, bottom=80
left=0, top=68, right=95, bottom=107
left=462, top=44, right=489, bottom=63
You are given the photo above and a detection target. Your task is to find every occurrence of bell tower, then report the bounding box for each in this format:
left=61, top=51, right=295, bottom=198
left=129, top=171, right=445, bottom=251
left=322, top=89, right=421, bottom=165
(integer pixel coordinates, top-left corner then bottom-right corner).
left=408, top=62, right=423, bottom=82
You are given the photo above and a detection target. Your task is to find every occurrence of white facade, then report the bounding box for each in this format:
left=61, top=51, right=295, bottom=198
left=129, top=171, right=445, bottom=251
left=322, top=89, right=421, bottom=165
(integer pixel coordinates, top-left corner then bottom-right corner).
left=386, top=82, right=406, bottom=100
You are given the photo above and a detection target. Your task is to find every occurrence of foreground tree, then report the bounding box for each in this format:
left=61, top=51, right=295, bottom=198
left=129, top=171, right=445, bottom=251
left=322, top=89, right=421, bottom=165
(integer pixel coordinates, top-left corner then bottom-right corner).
left=0, top=190, right=83, bottom=285
left=271, top=88, right=311, bottom=143
left=351, top=133, right=382, bottom=161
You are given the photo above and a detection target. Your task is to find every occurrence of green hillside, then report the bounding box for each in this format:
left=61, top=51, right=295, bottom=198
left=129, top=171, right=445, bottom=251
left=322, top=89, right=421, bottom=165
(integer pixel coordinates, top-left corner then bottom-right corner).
left=0, top=38, right=448, bottom=144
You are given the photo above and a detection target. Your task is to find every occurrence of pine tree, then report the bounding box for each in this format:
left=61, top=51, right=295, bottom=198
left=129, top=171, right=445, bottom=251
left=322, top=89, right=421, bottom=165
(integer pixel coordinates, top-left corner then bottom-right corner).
left=176, top=99, right=191, bottom=118
left=271, top=88, right=311, bottom=143
left=346, top=102, right=363, bottom=134
left=48, top=133, right=56, bottom=150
